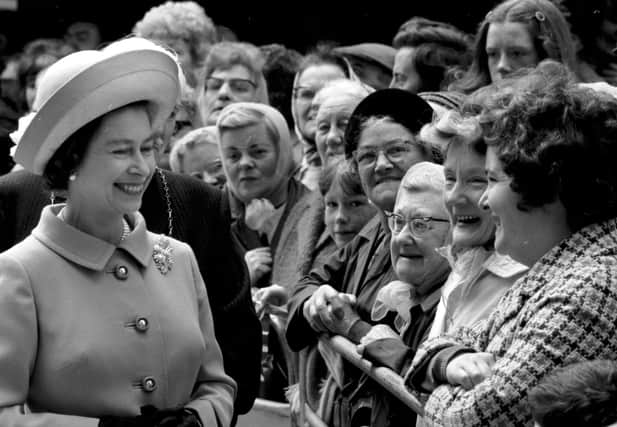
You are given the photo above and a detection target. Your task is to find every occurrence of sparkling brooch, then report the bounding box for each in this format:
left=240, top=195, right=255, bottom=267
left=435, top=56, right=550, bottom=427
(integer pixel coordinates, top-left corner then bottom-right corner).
left=153, top=235, right=174, bottom=275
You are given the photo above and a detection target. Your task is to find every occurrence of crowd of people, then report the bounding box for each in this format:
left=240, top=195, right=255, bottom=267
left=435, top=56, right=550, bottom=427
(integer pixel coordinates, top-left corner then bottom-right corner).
left=0, top=0, right=617, bottom=426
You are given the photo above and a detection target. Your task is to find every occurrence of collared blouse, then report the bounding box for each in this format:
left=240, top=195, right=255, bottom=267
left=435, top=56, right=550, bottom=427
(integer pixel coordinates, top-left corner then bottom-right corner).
left=0, top=204, right=236, bottom=427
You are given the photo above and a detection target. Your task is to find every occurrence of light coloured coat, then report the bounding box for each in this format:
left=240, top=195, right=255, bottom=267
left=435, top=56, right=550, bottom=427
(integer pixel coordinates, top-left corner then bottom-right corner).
left=0, top=204, right=236, bottom=427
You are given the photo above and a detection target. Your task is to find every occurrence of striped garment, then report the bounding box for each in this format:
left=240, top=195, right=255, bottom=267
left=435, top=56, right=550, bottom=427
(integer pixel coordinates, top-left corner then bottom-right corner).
left=406, top=218, right=617, bottom=426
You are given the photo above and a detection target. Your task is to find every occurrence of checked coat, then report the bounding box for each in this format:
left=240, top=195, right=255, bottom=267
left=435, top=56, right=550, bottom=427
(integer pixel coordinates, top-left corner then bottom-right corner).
left=406, top=218, right=617, bottom=426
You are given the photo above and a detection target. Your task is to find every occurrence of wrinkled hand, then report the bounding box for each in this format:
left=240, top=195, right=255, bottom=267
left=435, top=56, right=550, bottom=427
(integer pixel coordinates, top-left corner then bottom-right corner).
left=446, top=352, right=495, bottom=390
left=319, top=293, right=360, bottom=337
left=254, top=284, right=288, bottom=316
left=302, top=285, right=340, bottom=333
left=244, top=247, right=272, bottom=285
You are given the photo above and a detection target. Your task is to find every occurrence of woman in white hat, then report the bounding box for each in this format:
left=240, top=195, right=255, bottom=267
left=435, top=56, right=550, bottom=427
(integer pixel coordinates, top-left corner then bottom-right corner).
left=0, top=37, right=235, bottom=427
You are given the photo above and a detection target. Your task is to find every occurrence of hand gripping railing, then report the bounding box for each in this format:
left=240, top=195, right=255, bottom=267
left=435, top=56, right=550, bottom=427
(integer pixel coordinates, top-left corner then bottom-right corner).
left=301, top=334, right=424, bottom=427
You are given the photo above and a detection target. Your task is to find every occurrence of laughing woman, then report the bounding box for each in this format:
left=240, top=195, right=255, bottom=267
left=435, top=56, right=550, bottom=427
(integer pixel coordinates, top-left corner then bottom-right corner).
left=425, top=110, right=526, bottom=338
left=0, top=38, right=235, bottom=427
left=406, top=61, right=617, bottom=426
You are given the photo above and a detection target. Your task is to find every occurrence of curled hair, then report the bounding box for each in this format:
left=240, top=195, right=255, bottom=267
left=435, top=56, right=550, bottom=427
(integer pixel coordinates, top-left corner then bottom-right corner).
left=200, top=41, right=269, bottom=103
left=313, top=78, right=372, bottom=112
left=449, top=0, right=578, bottom=94
left=421, top=110, right=485, bottom=158
left=479, top=60, right=617, bottom=231
left=529, top=360, right=617, bottom=427
left=393, top=17, right=473, bottom=92
left=43, top=116, right=101, bottom=191
left=133, top=1, right=216, bottom=67
left=169, top=126, right=217, bottom=173
left=318, top=159, right=364, bottom=197
left=400, top=161, right=446, bottom=197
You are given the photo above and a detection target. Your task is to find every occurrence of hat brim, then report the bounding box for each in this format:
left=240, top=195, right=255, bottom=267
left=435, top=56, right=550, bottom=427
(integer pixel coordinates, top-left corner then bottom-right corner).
left=335, top=44, right=396, bottom=71
left=15, top=49, right=178, bottom=174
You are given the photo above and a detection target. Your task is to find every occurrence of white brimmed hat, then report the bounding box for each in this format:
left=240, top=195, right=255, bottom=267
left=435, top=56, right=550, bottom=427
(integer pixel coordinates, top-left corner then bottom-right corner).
left=14, top=37, right=180, bottom=174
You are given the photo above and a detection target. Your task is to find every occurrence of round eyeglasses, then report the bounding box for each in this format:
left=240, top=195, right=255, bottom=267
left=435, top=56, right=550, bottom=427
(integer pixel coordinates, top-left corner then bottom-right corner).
left=384, top=211, right=450, bottom=237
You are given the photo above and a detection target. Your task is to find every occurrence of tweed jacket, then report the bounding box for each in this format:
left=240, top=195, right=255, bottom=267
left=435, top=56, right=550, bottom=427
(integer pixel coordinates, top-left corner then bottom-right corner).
left=406, top=219, right=617, bottom=426
left=0, top=205, right=236, bottom=427
left=0, top=169, right=261, bottom=416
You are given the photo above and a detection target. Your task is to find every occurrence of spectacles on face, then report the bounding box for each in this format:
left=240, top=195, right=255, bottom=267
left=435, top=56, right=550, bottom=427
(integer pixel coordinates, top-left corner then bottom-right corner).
left=385, top=211, right=449, bottom=237
left=205, top=77, right=256, bottom=94
left=354, top=139, right=422, bottom=167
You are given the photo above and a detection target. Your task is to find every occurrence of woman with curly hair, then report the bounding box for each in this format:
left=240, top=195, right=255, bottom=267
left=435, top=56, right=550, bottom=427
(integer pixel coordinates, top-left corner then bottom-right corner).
left=449, top=0, right=587, bottom=94
left=133, top=1, right=217, bottom=88
left=391, top=17, right=472, bottom=93
left=406, top=61, right=617, bottom=426
left=198, top=42, right=269, bottom=127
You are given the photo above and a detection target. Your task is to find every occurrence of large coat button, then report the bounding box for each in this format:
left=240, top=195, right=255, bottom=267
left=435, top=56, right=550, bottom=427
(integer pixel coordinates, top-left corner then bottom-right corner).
left=142, top=376, right=157, bottom=392
left=114, top=265, right=129, bottom=281
left=135, top=317, right=149, bottom=332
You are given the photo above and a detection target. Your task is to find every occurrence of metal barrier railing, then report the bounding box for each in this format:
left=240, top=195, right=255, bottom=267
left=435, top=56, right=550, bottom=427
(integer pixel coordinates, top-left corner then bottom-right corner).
left=319, top=335, right=424, bottom=415
left=259, top=305, right=424, bottom=426
left=301, top=334, right=424, bottom=426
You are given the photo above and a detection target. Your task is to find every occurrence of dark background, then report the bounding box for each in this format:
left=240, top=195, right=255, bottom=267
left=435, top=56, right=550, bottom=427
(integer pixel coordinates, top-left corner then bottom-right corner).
left=0, top=0, right=609, bottom=53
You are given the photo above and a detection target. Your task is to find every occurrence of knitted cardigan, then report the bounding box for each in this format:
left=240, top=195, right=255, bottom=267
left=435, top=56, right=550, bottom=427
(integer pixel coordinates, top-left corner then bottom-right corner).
left=406, top=218, right=617, bottom=426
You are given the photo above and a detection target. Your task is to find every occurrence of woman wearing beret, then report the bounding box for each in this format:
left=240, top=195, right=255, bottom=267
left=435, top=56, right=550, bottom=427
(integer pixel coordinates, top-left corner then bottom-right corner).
left=0, top=37, right=235, bottom=427
left=285, top=89, right=440, bottom=425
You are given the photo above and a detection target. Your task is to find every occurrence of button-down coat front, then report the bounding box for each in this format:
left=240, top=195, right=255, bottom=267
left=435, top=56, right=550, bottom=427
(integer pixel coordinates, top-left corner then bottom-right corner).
left=0, top=205, right=236, bottom=427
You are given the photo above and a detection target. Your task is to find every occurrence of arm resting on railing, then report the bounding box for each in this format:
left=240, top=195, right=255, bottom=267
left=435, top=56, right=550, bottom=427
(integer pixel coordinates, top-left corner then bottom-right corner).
left=318, top=335, right=424, bottom=416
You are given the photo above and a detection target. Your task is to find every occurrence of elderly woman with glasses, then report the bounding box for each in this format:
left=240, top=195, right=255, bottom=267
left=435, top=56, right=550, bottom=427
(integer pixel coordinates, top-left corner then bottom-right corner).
left=285, top=89, right=438, bottom=425
left=198, top=41, right=269, bottom=127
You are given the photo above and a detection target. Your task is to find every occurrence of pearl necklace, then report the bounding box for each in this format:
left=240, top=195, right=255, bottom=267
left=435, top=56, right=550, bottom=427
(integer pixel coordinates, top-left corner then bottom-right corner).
left=59, top=208, right=131, bottom=243
left=120, top=218, right=131, bottom=242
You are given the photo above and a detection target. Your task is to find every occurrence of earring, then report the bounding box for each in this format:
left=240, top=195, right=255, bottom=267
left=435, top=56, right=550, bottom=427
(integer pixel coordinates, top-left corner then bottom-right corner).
left=69, top=173, right=76, bottom=182
left=50, top=191, right=56, bottom=206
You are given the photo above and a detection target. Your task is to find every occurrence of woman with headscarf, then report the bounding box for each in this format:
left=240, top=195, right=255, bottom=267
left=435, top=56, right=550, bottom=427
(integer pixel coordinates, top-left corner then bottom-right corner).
left=285, top=88, right=439, bottom=426
left=291, top=44, right=351, bottom=190
left=216, top=102, right=312, bottom=401
left=0, top=37, right=235, bottom=427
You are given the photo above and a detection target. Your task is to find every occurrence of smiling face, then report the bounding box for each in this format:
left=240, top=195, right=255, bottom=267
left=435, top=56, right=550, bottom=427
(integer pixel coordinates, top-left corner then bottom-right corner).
left=355, top=120, right=426, bottom=212
left=481, top=146, right=571, bottom=266
left=293, top=64, right=346, bottom=141
left=443, top=142, right=495, bottom=250
left=486, top=22, right=540, bottom=83
left=315, top=93, right=357, bottom=165
left=201, top=64, right=257, bottom=125
left=390, top=187, right=450, bottom=294
left=69, top=104, right=157, bottom=219
left=324, top=180, right=377, bottom=248
left=219, top=122, right=281, bottom=203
